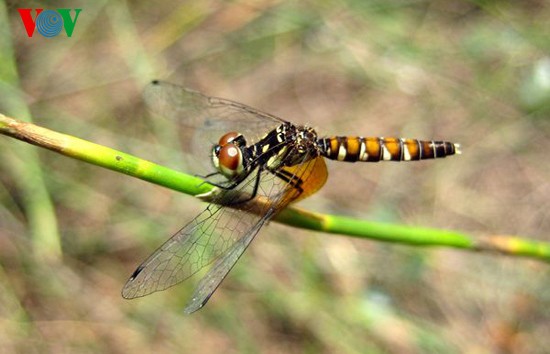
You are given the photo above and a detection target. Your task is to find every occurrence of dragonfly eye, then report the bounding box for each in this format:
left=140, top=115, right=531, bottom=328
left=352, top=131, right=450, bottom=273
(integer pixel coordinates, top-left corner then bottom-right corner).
left=218, top=132, right=240, bottom=146
left=217, top=144, right=244, bottom=178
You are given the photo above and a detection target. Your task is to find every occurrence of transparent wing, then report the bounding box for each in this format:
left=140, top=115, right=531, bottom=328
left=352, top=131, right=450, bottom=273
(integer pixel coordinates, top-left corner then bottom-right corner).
left=144, top=81, right=286, bottom=130
left=182, top=156, right=328, bottom=314
left=144, top=81, right=288, bottom=175
left=121, top=165, right=271, bottom=299
left=121, top=202, right=258, bottom=299
left=122, top=154, right=328, bottom=312
left=183, top=208, right=271, bottom=314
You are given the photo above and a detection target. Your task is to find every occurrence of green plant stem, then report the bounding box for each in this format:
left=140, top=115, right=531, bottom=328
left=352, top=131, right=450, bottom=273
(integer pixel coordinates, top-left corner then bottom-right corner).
left=1, top=114, right=549, bottom=262
left=0, top=114, right=211, bottom=197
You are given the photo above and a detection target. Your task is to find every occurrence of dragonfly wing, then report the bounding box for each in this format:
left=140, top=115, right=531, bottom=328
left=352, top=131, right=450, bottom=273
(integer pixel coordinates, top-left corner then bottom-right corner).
left=281, top=156, right=328, bottom=204
left=183, top=210, right=272, bottom=314
left=143, top=80, right=288, bottom=177
left=121, top=203, right=241, bottom=298
left=183, top=157, right=326, bottom=313
left=144, top=80, right=286, bottom=141
left=122, top=163, right=282, bottom=299
left=183, top=156, right=329, bottom=312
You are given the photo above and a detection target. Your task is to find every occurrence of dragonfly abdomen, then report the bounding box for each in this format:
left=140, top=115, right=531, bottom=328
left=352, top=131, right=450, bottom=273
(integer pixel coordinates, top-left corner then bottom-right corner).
left=319, top=137, right=460, bottom=162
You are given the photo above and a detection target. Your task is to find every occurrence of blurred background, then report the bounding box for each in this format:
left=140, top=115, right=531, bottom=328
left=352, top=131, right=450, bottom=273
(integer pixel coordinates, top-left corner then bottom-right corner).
left=1, top=0, right=549, bottom=353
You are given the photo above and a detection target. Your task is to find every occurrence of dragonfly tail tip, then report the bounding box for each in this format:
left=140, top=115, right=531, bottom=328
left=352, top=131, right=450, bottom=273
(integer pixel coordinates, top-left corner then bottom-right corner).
left=454, top=143, right=462, bottom=155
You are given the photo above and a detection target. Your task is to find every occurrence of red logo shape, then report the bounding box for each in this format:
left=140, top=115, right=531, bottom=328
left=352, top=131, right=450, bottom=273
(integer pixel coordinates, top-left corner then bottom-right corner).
left=18, top=9, right=44, bottom=37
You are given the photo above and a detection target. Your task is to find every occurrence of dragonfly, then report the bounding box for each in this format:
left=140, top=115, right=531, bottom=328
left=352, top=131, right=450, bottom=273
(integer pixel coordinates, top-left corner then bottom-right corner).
left=122, top=80, right=461, bottom=314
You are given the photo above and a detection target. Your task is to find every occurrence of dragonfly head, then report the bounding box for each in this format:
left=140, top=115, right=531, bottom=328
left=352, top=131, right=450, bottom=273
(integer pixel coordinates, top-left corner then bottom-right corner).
left=212, top=131, right=247, bottom=179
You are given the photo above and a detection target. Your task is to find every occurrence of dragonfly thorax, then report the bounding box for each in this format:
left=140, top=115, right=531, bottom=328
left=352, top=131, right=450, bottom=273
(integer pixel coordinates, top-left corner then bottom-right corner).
left=212, top=131, right=248, bottom=179
left=278, top=124, right=321, bottom=166
left=294, top=126, right=319, bottom=154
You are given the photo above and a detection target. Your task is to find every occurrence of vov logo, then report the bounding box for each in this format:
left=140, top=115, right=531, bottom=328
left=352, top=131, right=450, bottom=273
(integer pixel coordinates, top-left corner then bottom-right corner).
left=18, top=9, right=82, bottom=38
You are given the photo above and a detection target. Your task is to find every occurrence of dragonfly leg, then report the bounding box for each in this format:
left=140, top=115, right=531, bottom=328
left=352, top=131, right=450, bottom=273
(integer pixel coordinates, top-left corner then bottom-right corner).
left=198, top=159, right=262, bottom=193
left=246, top=166, right=262, bottom=201
left=199, top=179, right=240, bottom=190
left=196, top=166, right=262, bottom=206
left=195, top=172, right=219, bottom=179
left=223, top=167, right=263, bottom=205
left=269, top=168, right=304, bottom=194
left=195, top=172, right=235, bottom=189
left=197, top=171, right=246, bottom=191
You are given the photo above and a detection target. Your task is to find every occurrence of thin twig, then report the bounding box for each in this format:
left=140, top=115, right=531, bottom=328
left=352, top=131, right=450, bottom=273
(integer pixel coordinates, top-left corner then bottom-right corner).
left=2, top=114, right=549, bottom=262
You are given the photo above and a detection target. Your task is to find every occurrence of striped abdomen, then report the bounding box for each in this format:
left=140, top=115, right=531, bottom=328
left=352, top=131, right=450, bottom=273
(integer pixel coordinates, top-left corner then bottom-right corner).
left=319, top=137, right=460, bottom=162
